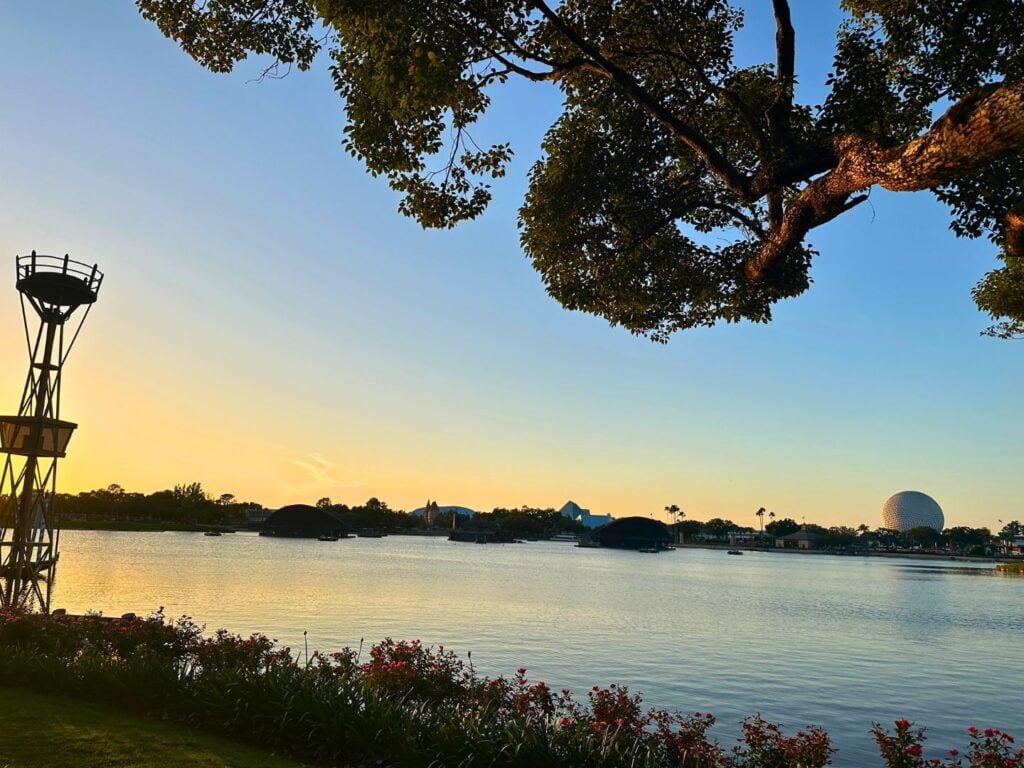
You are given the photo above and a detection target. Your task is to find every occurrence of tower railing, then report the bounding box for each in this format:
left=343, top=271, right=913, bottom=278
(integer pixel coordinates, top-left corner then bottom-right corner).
left=16, top=253, right=104, bottom=296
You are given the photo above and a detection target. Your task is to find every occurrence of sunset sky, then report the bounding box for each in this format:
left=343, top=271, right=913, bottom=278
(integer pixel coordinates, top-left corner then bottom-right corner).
left=0, top=2, right=1020, bottom=529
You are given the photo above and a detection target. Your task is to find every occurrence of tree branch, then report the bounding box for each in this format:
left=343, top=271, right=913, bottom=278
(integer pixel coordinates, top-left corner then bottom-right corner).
left=765, top=0, right=795, bottom=149
left=617, top=201, right=765, bottom=255
left=611, top=42, right=772, bottom=160
left=529, top=0, right=752, bottom=199
left=746, top=81, right=1024, bottom=282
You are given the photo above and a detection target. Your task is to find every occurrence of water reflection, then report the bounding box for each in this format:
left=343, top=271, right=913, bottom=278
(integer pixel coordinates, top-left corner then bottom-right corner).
left=52, top=532, right=1024, bottom=767
left=894, top=563, right=999, bottom=578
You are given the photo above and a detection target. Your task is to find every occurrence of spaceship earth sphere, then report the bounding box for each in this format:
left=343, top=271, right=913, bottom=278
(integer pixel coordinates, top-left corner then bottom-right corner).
left=881, top=491, right=944, bottom=532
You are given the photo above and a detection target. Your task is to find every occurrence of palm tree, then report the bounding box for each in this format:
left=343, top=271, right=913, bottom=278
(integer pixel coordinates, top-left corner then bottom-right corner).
left=756, top=507, right=766, bottom=534
left=664, top=504, right=681, bottom=543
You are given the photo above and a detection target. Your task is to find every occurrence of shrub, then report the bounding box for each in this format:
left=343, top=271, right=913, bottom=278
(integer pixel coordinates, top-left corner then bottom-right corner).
left=0, top=609, right=1015, bottom=768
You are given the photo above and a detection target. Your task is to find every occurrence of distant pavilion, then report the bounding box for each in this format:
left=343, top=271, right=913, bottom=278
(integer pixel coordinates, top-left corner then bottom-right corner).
left=774, top=527, right=824, bottom=550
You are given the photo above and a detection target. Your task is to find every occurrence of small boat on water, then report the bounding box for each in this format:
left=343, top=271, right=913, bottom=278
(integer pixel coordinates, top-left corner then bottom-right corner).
left=318, top=534, right=339, bottom=542
left=550, top=532, right=580, bottom=543
left=727, top=550, right=743, bottom=555
left=638, top=547, right=659, bottom=553
left=204, top=531, right=222, bottom=537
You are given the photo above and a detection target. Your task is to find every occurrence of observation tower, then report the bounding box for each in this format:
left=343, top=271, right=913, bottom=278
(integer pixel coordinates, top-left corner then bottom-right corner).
left=0, top=252, right=102, bottom=612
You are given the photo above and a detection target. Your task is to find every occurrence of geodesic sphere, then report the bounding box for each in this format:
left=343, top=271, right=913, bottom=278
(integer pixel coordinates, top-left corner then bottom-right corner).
left=881, top=491, right=944, bottom=532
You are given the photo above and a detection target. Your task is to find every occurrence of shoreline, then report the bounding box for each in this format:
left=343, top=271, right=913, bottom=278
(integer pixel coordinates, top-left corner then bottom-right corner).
left=57, top=523, right=1021, bottom=563
left=672, top=542, right=1009, bottom=563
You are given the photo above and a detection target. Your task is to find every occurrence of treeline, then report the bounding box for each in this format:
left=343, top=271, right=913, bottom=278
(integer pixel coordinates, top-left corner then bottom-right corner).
left=377, top=503, right=586, bottom=538
left=56, top=486, right=588, bottom=537
left=472, top=507, right=586, bottom=538
left=57, top=485, right=424, bottom=532
left=57, top=483, right=258, bottom=527
left=674, top=515, right=1021, bottom=555
left=314, top=497, right=420, bottom=532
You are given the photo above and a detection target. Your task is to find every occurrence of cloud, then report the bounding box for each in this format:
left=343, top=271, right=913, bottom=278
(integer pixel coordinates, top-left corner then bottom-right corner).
left=290, top=453, right=362, bottom=489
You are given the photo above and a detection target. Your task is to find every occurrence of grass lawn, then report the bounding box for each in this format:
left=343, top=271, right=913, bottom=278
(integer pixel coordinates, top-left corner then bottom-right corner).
left=0, top=687, right=304, bottom=768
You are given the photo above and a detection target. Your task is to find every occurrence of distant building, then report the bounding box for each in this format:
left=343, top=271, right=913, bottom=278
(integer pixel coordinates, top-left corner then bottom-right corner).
left=409, top=504, right=476, bottom=519
left=999, top=537, right=1024, bottom=556
left=449, top=519, right=513, bottom=544
left=590, top=517, right=671, bottom=550
left=559, top=500, right=614, bottom=529
left=559, top=500, right=589, bottom=518
left=774, top=527, right=824, bottom=550
left=245, top=506, right=271, bottom=524
left=728, top=530, right=770, bottom=546
left=260, top=504, right=350, bottom=538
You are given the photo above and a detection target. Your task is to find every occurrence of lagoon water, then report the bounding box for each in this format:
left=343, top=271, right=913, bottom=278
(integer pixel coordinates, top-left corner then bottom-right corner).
left=54, top=531, right=1023, bottom=765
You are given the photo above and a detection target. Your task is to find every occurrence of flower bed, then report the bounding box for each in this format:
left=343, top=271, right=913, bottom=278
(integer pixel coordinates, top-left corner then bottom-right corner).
left=0, top=609, right=1018, bottom=767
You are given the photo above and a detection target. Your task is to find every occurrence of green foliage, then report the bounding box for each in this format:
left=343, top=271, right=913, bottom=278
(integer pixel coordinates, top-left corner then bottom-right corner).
left=821, top=526, right=859, bottom=548
left=323, top=497, right=422, bottom=530
left=473, top=506, right=585, bottom=538
left=904, top=526, right=942, bottom=548
left=2, top=611, right=1019, bottom=767
left=0, top=609, right=839, bottom=768
left=943, top=526, right=992, bottom=549
left=56, top=483, right=261, bottom=528
left=136, top=0, right=1024, bottom=340
left=701, top=518, right=739, bottom=538
left=677, top=519, right=704, bottom=538
left=765, top=517, right=800, bottom=537
left=137, top=0, right=321, bottom=75
left=999, top=520, right=1024, bottom=539
left=972, top=248, right=1024, bottom=339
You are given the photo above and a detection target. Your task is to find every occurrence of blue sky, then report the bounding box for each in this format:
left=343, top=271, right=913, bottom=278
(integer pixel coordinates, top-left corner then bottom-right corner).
left=0, top=1, right=1019, bottom=529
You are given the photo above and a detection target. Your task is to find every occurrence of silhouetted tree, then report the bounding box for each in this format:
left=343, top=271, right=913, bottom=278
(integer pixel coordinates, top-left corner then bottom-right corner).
left=703, top=518, right=739, bottom=539
left=943, top=526, right=992, bottom=553
left=999, top=520, right=1023, bottom=540
left=766, top=517, right=800, bottom=537
left=905, top=526, right=943, bottom=549
left=138, top=0, right=1024, bottom=340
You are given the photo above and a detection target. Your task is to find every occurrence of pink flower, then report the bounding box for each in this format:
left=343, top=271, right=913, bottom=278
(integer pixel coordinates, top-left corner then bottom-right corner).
left=558, top=717, right=573, bottom=727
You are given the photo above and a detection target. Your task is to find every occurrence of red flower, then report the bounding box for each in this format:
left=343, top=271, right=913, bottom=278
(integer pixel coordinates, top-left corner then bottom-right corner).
left=949, top=749, right=959, bottom=757
left=986, top=728, right=997, bottom=738
left=906, top=744, right=923, bottom=757
left=895, top=719, right=911, bottom=730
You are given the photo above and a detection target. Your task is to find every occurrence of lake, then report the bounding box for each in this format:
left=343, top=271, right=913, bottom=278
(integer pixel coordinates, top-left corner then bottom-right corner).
left=53, top=531, right=1024, bottom=765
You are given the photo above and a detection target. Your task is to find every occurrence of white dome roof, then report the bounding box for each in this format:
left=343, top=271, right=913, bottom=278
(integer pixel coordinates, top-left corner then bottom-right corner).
left=881, top=491, right=944, bottom=532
